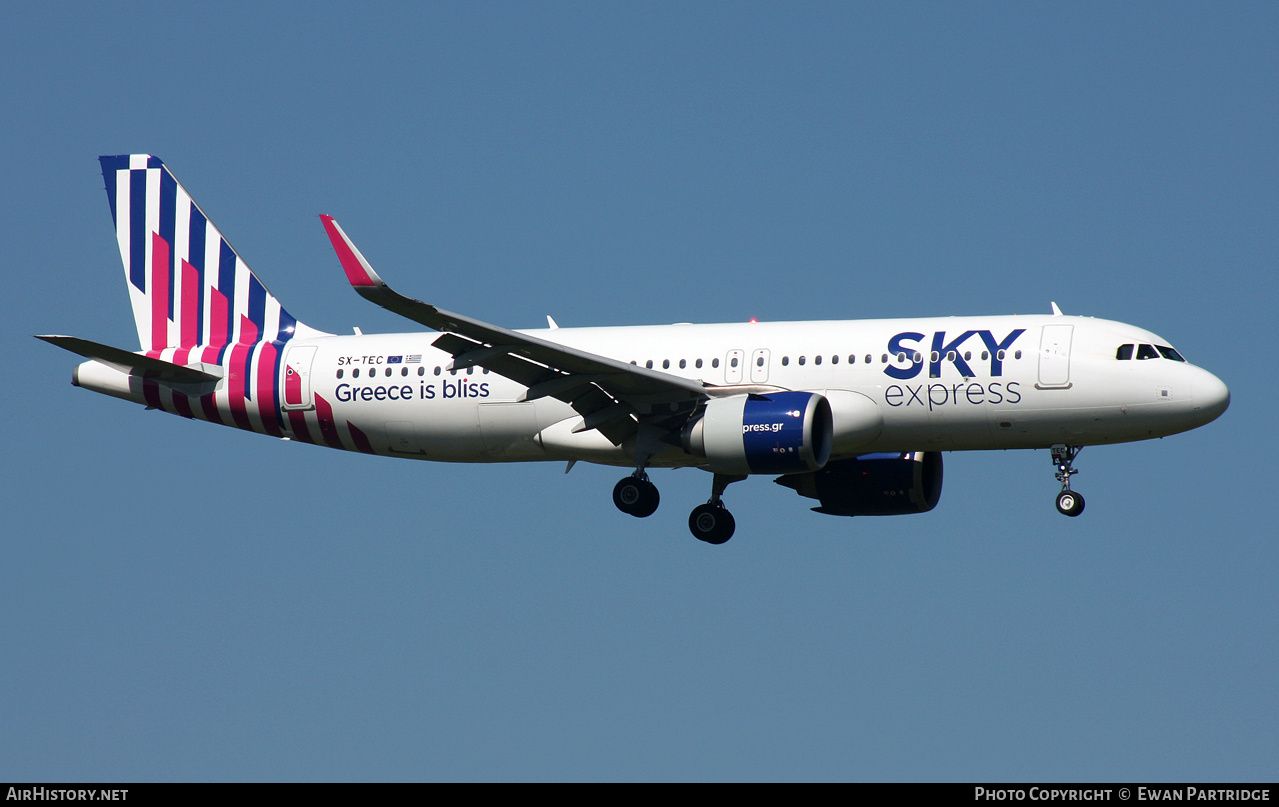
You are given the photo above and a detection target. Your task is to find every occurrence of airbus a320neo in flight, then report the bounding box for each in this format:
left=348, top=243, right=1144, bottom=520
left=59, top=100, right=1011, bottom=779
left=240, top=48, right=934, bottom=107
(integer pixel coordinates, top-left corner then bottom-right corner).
left=40, top=155, right=1230, bottom=544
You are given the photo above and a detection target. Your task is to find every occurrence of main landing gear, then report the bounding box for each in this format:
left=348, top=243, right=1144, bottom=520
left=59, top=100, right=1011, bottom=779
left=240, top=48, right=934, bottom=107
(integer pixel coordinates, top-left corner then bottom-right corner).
left=1051, top=444, right=1085, bottom=517
left=688, top=473, right=745, bottom=545
left=613, top=472, right=660, bottom=518
left=611, top=471, right=744, bottom=545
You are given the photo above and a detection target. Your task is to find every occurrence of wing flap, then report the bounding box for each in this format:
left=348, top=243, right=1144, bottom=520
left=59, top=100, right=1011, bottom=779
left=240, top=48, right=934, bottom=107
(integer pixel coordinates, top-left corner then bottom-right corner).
left=433, top=331, right=639, bottom=444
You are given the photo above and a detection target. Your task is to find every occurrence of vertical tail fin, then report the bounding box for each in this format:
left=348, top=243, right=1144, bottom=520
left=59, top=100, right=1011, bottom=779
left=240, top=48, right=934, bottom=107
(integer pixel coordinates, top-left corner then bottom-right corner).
left=99, top=154, right=317, bottom=354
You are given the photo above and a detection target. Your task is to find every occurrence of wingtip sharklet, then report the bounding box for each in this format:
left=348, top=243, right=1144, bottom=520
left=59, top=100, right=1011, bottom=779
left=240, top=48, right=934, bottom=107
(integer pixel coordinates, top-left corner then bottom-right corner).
left=318, top=215, right=451, bottom=331
left=320, top=214, right=382, bottom=289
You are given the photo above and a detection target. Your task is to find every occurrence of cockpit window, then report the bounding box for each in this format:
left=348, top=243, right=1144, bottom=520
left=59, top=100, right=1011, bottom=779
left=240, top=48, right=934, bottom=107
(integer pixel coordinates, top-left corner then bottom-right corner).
left=1117, top=342, right=1185, bottom=362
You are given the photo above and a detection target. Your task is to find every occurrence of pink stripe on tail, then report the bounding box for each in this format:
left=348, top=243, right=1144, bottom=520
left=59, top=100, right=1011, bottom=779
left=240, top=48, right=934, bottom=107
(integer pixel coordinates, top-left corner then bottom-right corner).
left=150, top=232, right=170, bottom=351
left=180, top=259, right=199, bottom=348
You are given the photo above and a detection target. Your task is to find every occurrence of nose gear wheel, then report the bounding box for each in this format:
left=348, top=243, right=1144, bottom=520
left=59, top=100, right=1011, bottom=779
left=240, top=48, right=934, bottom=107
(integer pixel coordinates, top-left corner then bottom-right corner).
left=1050, top=444, right=1085, bottom=517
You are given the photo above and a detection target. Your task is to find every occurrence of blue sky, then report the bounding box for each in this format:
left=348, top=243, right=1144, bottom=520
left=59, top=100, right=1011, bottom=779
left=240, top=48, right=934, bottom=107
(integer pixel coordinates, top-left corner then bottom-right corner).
left=1, top=2, right=1275, bottom=781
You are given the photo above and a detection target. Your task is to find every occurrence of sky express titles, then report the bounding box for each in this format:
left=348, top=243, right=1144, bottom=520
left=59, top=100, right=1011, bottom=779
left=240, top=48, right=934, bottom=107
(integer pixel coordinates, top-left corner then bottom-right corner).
left=882, top=328, right=1026, bottom=410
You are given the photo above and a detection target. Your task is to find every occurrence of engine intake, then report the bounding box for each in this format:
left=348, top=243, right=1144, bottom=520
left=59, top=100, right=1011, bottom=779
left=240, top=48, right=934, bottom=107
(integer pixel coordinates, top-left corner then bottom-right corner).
left=684, top=391, right=833, bottom=475
left=775, top=451, right=943, bottom=516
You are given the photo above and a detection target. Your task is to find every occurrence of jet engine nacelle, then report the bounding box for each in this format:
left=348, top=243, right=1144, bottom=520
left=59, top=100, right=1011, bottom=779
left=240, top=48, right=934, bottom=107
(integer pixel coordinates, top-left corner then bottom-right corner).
left=684, top=391, right=833, bottom=475
left=775, top=451, right=943, bottom=516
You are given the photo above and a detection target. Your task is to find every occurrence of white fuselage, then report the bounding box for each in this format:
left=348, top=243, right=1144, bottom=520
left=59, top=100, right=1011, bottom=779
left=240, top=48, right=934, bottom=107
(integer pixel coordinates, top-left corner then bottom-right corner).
left=277, top=313, right=1227, bottom=467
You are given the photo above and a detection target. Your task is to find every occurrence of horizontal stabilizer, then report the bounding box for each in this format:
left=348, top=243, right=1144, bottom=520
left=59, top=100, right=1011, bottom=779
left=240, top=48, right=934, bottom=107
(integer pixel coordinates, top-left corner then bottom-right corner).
left=36, top=335, right=223, bottom=384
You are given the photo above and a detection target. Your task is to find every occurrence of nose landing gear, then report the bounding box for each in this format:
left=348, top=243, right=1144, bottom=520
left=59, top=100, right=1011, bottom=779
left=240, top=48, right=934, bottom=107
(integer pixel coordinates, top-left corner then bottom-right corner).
left=1051, top=444, right=1085, bottom=517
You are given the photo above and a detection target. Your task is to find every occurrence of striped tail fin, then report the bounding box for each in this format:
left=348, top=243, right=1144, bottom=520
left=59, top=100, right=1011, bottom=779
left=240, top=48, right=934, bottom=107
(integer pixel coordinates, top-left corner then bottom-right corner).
left=99, top=154, right=319, bottom=354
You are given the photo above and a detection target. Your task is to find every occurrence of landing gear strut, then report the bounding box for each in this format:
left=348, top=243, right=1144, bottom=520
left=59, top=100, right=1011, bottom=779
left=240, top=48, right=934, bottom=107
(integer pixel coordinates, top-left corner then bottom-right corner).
left=1051, top=444, right=1085, bottom=517
left=613, top=472, right=660, bottom=518
left=688, top=473, right=745, bottom=544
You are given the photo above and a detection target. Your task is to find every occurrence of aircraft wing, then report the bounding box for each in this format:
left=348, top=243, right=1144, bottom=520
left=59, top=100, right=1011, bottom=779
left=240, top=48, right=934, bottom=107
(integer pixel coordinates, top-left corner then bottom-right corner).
left=320, top=216, right=709, bottom=444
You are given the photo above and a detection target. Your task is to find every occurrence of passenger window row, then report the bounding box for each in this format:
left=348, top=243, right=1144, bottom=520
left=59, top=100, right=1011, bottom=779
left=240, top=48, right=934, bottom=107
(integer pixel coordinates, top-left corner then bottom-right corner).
left=334, top=345, right=1037, bottom=381
left=336, top=366, right=491, bottom=379
left=636, top=358, right=721, bottom=370
left=629, top=349, right=1023, bottom=371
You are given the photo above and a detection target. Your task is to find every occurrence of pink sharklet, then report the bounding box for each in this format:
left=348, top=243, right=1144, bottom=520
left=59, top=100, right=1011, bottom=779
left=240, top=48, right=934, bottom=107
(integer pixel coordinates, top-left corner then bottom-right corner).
left=320, top=214, right=378, bottom=288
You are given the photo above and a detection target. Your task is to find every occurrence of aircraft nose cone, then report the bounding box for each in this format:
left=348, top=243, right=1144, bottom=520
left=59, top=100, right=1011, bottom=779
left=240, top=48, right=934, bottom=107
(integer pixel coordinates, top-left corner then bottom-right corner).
left=1193, top=369, right=1230, bottom=424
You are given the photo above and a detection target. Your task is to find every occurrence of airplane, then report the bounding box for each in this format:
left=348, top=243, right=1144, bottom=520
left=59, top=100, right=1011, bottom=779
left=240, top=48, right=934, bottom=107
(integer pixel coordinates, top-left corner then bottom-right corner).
left=39, top=155, right=1231, bottom=544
